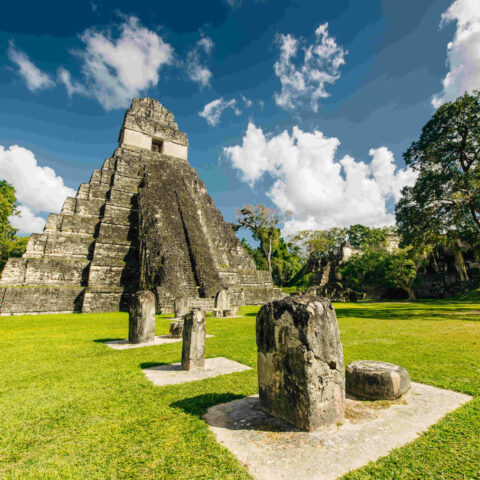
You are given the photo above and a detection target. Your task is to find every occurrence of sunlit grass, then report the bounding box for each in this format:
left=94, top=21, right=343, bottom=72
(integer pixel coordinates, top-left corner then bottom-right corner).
left=0, top=300, right=479, bottom=479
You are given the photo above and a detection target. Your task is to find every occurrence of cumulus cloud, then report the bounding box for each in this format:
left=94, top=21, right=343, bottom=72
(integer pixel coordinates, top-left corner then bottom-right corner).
left=274, top=23, right=347, bottom=112
left=7, top=41, right=55, bottom=92
left=199, top=97, right=241, bottom=126
left=10, top=205, right=46, bottom=234
left=224, top=123, right=417, bottom=235
left=432, top=0, right=480, bottom=108
left=59, top=16, right=174, bottom=110
left=0, top=145, right=76, bottom=233
left=186, top=35, right=214, bottom=88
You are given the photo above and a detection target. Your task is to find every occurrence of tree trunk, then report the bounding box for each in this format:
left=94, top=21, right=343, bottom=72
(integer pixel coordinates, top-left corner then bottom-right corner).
left=406, top=286, right=416, bottom=301
left=267, top=237, right=272, bottom=276
left=469, top=204, right=480, bottom=231
left=260, top=238, right=273, bottom=276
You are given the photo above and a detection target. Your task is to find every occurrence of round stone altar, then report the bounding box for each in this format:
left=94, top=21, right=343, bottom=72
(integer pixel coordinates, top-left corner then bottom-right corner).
left=346, top=360, right=411, bottom=400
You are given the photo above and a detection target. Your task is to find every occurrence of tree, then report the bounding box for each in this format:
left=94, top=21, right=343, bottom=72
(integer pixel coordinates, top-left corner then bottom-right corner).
left=0, top=180, right=28, bottom=272
left=291, top=227, right=347, bottom=260
left=397, top=91, right=480, bottom=246
left=384, top=246, right=431, bottom=301
left=341, top=241, right=429, bottom=301
left=236, top=204, right=282, bottom=276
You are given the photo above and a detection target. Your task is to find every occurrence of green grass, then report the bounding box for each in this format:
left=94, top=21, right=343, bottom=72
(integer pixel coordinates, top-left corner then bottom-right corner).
left=0, top=301, right=479, bottom=479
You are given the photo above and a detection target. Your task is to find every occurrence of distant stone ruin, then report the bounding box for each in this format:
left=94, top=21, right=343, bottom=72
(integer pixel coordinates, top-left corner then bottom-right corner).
left=256, top=296, right=345, bottom=431
left=0, top=98, right=282, bottom=315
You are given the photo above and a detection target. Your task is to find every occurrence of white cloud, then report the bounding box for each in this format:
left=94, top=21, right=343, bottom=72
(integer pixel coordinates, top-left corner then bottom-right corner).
left=432, top=0, right=480, bottom=108
left=0, top=145, right=76, bottom=233
left=240, top=94, right=253, bottom=108
left=60, top=16, right=174, bottom=110
left=199, top=97, right=241, bottom=126
left=274, top=23, right=347, bottom=112
left=224, top=123, right=417, bottom=236
left=186, top=35, right=214, bottom=88
left=57, top=67, right=87, bottom=97
left=9, top=205, right=45, bottom=234
left=7, top=41, right=55, bottom=92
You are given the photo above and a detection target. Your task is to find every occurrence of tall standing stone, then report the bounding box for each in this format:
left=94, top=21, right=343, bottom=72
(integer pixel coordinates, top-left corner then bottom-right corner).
left=129, top=290, right=156, bottom=343
left=256, top=296, right=345, bottom=431
left=174, top=296, right=189, bottom=318
left=181, top=309, right=206, bottom=370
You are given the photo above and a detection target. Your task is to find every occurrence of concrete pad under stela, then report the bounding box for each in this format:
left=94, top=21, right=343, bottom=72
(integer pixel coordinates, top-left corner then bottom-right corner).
left=143, top=357, right=251, bottom=386
left=203, top=382, right=472, bottom=480
left=104, top=335, right=214, bottom=350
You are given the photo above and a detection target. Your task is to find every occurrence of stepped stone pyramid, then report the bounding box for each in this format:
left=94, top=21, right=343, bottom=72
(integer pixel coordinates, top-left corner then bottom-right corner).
left=0, top=98, right=281, bottom=315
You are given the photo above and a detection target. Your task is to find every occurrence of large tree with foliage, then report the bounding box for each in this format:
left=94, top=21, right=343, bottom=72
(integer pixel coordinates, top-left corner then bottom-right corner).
left=396, top=91, right=480, bottom=247
left=236, top=204, right=282, bottom=276
left=0, top=180, right=28, bottom=273
left=341, top=238, right=429, bottom=301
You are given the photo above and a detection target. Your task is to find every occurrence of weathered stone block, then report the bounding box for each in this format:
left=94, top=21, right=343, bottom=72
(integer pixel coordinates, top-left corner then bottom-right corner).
left=169, top=320, right=184, bottom=338
left=128, top=290, right=156, bottom=343
left=215, top=289, right=230, bottom=311
left=346, top=361, right=411, bottom=400
left=174, top=296, right=189, bottom=318
left=181, top=309, right=206, bottom=370
left=256, top=296, right=345, bottom=431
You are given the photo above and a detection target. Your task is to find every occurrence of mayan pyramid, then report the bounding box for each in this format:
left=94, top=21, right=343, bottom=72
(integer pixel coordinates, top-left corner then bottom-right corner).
left=0, top=98, right=281, bottom=315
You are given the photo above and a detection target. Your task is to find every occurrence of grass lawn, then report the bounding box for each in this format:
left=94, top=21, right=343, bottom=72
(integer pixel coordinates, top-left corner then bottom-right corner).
left=0, top=301, right=479, bottom=479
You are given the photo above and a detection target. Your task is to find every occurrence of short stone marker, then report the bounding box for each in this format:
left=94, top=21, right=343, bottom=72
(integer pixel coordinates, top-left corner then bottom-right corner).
left=143, top=357, right=251, bottom=386
left=169, top=320, right=184, bottom=338
left=128, top=290, right=156, bottom=344
left=174, top=296, right=189, bottom=318
left=346, top=360, right=411, bottom=400
left=181, top=308, right=206, bottom=370
left=257, top=295, right=345, bottom=431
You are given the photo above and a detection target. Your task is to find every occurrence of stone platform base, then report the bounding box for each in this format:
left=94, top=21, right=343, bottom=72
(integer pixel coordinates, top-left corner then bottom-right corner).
left=143, top=357, right=251, bottom=386
left=104, top=335, right=214, bottom=350
left=204, top=382, right=471, bottom=480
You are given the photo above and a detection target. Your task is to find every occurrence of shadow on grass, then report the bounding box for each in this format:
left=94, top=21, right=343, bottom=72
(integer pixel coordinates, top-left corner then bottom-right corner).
left=337, top=307, right=480, bottom=322
left=140, top=361, right=169, bottom=369
left=243, top=312, right=257, bottom=317
left=170, top=393, right=245, bottom=418
left=94, top=338, right=124, bottom=343
left=173, top=395, right=300, bottom=432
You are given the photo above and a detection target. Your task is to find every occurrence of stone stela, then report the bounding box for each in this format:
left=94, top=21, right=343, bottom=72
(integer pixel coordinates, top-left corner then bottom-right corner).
left=174, top=296, right=189, bottom=318
left=128, top=290, right=156, bottom=344
left=0, top=97, right=283, bottom=316
left=256, top=295, right=345, bottom=431
left=181, top=308, right=206, bottom=371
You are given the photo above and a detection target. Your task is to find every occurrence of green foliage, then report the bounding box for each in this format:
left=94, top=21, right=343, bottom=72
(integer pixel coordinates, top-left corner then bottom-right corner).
left=0, top=303, right=479, bottom=478
left=236, top=204, right=303, bottom=286
left=240, top=237, right=303, bottom=287
left=340, top=229, right=429, bottom=300
left=0, top=180, right=28, bottom=272
left=292, top=224, right=395, bottom=260
left=291, top=227, right=347, bottom=260
left=236, top=204, right=282, bottom=275
left=397, top=91, right=480, bottom=248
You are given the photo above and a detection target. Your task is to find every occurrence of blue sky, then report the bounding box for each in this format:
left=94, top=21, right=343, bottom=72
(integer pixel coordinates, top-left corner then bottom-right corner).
left=0, top=0, right=478, bottom=236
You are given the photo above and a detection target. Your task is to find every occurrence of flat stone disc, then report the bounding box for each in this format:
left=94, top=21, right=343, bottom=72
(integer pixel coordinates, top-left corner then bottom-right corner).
left=346, top=360, right=411, bottom=400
